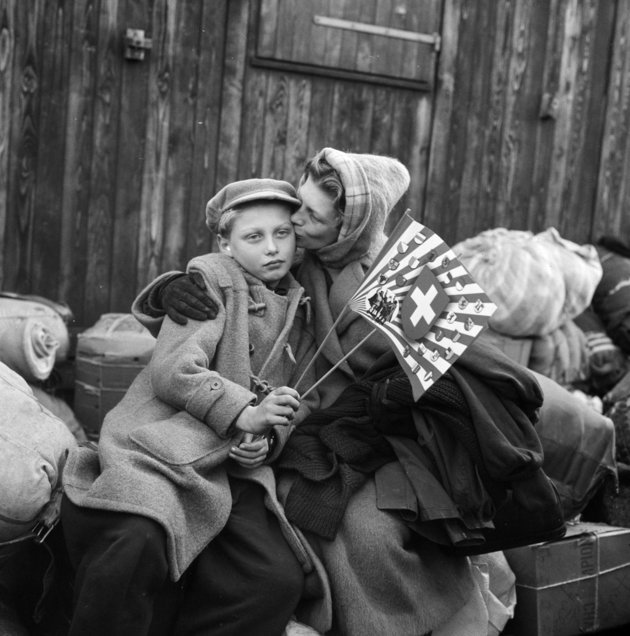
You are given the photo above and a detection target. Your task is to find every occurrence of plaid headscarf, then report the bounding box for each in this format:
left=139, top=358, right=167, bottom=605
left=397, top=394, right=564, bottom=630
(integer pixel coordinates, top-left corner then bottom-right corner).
left=309, top=148, right=410, bottom=269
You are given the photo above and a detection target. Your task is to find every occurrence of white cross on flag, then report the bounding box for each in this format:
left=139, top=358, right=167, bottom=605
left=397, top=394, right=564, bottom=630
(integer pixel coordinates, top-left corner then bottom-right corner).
left=348, top=212, right=497, bottom=401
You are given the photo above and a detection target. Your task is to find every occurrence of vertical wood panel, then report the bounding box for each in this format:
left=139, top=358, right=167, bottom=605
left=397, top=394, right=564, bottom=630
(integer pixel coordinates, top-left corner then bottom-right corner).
left=215, top=0, right=249, bottom=190
left=160, top=0, right=201, bottom=271
left=0, top=0, right=16, bottom=288
left=284, top=77, right=312, bottom=180
left=185, top=0, right=227, bottom=258
left=58, top=0, right=99, bottom=318
left=83, top=0, right=122, bottom=324
left=29, top=0, right=72, bottom=301
left=424, top=0, right=460, bottom=238
left=595, top=0, right=630, bottom=240
left=109, top=0, right=152, bottom=312
left=4, top=0, right=44, bottom=292
left=135, top=0, right=175, bottom=289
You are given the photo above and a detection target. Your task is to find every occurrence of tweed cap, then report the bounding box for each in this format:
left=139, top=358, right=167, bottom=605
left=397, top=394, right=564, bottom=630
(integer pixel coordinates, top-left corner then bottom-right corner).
left=205, top=178, right=301, bottom=232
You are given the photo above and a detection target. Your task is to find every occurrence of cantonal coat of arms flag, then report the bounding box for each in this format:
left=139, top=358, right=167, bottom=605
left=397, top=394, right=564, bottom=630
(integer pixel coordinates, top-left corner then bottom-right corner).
left=348, top=212, right=497, bottom=401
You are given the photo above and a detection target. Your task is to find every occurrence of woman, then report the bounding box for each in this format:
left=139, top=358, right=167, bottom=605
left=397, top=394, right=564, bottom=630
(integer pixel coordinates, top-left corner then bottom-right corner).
left=143, top=149, right=483, bottom=635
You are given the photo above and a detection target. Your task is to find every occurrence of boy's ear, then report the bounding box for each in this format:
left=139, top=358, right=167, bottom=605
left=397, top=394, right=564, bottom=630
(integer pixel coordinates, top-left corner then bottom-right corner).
left=217, top=234, right=231, bottom=254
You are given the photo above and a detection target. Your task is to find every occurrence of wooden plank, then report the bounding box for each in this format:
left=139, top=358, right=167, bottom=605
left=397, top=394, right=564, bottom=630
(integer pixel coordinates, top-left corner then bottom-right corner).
left=337, top=0, right=361, bottom=74
left=161, top=0, right=201, bottom=271
left=579, top=0, right=616, bottom=241
left=494, top=0, right=537, bottom=231
left=370, top=86, right=394, bottom=156
left=557, top=0, right=599, bottom=242
left=30, top=0, right=72, bottom=302
left=354, top=0, right=377, bottom=74
left=305, top=76, right=335, bottom=158
left=457, top=0, right=499, bottom=242
left=186, top=0, right=227, bottom=258
left=261, top=72, right=290, bottom=178
left=595, top=0, right=630, bottom=240
left=475, top=0, right=512, bottom=237
left=135, top=0, right=175, bottom=290
left=58, top=0, right=99, bottom=322
left=283, top=76, right=312, bottom=182
left=321, top=0, right=344, bottom=69
left=544, top=0, right=582, bottom=230
left=215, top=0, right=249, bottom=190
left=298, top=0, right=328, bottom=69
left=0, top=0, right=16, bottom=289
left=424, top=0, right=460, bottom=237
left=109, top=0, right=151, bottom=312
left=528, top=0, right=567, bottom=232
left=4, top=0, right=45, bottom=293
left=82, top=0, right=122, bottom=324
left=502, top=0, right=550, bottom=233
left=256, top=0, right=277, bottom=58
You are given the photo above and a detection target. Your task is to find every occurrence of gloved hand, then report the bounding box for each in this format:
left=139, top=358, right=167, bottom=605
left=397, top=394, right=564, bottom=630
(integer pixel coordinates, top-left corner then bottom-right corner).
left=161, top=272, right=218, bottom=324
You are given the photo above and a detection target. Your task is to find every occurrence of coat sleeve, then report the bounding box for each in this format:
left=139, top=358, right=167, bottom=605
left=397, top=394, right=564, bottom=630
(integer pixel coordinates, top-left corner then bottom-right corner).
left=148, top=281, right=256, bottom=439
left=131, top=271, right=184, bottom=338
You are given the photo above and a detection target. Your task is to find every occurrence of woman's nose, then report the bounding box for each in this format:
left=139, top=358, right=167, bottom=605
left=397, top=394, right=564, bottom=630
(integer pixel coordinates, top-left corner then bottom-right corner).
left=291, top=208, right=304, bottom=225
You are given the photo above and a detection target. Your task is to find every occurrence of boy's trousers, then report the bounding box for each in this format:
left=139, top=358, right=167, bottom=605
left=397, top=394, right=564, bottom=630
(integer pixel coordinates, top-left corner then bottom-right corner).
left=61, top=477, right=304, bottom=636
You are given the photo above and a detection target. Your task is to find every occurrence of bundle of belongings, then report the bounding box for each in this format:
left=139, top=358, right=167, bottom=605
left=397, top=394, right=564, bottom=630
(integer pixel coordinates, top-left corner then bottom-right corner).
left=278, top=341, right=567, bottom=554
left=0, top=293, right=84, bottom=635
left=277, top=228, right=621, bottom=557
left=452, top=229, right=630, bottom=523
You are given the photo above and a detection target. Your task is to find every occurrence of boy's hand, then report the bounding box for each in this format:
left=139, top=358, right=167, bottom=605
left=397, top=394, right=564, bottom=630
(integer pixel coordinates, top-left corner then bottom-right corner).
left=235, top=387, right=299, bottom=435
left=161, top=272, right=218, bottom=324
left=229, top=435, right=269, bottom=469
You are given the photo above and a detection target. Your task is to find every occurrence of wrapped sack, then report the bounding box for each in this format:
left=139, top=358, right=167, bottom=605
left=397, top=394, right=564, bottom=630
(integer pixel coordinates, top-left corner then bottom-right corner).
left=528, top=320, right=590, bottom=387
left=592, top=244, right=630, bottom=354
left=0, top=298, right=70, bottom=381
left=0, top=361, right=77, bottom=543
left=77, top=313, right=155, bottom=361
left=453, top=228, right=601, bottom=337
left=531, top=370, right=617, bottom=520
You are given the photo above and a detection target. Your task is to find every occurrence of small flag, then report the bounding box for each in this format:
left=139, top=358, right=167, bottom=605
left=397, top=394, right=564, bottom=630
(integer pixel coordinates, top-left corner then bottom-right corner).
left=348, top=212, right=497, bottom=400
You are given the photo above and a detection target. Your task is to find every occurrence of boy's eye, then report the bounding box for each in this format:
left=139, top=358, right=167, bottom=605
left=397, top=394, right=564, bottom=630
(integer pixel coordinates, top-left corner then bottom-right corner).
left=246, top=233, right=261, bottom=241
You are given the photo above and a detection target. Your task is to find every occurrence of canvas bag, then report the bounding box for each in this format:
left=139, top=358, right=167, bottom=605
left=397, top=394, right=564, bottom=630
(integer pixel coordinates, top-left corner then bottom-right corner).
left=0, top=361, right=76, bottom=543
left=453, top=228, right=602, bottom=337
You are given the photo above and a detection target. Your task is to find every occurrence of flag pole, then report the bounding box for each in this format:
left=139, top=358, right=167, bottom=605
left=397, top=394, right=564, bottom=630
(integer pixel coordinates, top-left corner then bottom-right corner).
left=292, top=304, right=351, bottom=392
left=298, top=328, right=378, bottom=400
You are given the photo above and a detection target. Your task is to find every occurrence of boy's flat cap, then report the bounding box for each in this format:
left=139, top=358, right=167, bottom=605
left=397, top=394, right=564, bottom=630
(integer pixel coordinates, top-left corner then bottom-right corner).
left=206, top=178, right=301, bottom=231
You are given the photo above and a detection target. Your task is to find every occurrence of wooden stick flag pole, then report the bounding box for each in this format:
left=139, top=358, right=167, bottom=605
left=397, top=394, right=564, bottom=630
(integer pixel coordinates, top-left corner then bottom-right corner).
left=298, top=328, right=378, bottom=400
left=292, top=304, right=352, bottom=393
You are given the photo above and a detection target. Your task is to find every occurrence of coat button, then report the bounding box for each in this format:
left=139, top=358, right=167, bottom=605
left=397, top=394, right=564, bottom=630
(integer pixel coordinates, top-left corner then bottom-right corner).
left=210, top=380, right=222, bottom=390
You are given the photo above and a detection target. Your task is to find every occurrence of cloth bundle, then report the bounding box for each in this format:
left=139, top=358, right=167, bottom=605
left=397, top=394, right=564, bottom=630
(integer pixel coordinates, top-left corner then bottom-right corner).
left=0, top=361, right=77, bottom=543
left=592, top=242, right=630, bottom=354
left=0, top=298, right=70, bottom=381
left=77, top=313, right=155, bottom=361
left=453, top=228, right=602, bottom=337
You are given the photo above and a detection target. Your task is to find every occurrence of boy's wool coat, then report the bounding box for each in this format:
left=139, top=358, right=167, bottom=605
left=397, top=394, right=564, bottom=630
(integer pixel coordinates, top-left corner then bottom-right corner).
left=63, top=254, right=320, bottom=583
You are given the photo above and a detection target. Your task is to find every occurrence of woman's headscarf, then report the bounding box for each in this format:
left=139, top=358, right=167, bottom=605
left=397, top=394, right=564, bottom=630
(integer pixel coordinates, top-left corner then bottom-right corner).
left=306, top=148, right=410, bottom=269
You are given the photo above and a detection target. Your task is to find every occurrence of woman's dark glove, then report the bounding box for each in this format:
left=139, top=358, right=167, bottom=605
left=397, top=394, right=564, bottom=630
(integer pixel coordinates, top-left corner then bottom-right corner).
left=160, top=272, right=218, bottom=324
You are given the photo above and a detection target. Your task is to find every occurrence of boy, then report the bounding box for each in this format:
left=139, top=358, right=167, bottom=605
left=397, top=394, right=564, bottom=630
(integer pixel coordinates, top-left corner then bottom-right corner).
left=61, top=179, right=320, bottom=636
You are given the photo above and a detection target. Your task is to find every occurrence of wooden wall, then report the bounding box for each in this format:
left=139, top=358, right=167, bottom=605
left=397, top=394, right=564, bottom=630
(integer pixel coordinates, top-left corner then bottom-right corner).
left=1, top=0, right=629, bottom=328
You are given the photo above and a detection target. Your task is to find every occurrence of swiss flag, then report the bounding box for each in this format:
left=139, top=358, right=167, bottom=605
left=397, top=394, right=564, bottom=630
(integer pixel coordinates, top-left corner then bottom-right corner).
left=400, top=267, right=450, bottom=340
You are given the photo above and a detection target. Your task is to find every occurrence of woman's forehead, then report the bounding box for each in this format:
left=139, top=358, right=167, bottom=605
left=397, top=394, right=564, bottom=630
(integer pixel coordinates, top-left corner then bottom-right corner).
left=297, top=178, right=336, bottom=217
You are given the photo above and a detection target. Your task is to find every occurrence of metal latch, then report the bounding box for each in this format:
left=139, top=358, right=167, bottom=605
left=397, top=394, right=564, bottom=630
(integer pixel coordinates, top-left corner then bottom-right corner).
left=124, top=28, right=152, bottom=61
